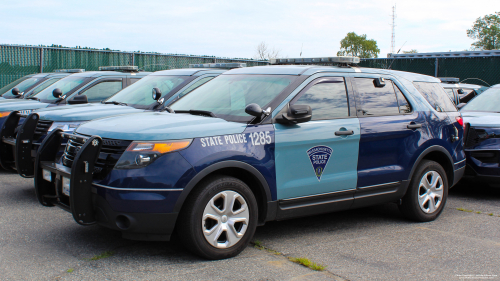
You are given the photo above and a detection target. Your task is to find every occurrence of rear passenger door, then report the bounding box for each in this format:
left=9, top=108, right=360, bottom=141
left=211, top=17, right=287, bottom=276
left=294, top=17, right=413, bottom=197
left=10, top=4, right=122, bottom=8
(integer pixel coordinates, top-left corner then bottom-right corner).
left=274, top=76, right=360, bottom=200
left=352, top=76, right=424, bottom=199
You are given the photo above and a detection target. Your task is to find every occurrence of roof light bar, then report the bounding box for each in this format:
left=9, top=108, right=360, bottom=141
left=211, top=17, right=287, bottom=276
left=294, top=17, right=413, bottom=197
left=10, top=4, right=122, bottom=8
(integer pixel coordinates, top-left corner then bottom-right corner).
left=189, top=63, right=246, bottom=69
left=54, top=69, right=85, bottom=73
left=270, top=56, right=360, bottom=65
left=98, top=66, right=139, bottom=72
left=439, top=77, right=460, bottom=84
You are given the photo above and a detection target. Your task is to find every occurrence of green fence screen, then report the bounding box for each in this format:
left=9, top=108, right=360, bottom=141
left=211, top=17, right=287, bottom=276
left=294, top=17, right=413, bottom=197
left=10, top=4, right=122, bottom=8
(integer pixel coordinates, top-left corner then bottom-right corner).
left=0, top=44, right=268, bottom=88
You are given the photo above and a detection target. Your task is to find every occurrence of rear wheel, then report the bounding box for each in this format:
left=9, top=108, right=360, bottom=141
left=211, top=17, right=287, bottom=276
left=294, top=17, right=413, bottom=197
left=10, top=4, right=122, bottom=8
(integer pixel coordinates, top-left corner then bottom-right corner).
left=399, top=160, right=448, bottom=222
left=177, top=175, right=258, bottom=260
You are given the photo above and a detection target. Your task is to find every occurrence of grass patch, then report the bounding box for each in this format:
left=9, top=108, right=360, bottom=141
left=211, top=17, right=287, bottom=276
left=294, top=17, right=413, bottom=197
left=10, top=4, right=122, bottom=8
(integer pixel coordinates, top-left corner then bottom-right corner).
left=88, top=251, right=114, bottom=261
left=476, top=211, right=482, bottom=214
left=456, top=208, right=473, bottom=212
left=253, top=239, right=263, bottom=249
left=289, top=257, right=326, bottom=271
left=66, top=268, right=74, bottom=273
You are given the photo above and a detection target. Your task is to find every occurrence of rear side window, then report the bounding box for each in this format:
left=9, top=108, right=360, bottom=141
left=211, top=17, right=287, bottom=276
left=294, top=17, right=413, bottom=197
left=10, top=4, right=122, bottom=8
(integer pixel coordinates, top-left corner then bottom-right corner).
left=353, top=78, right=400, bottom=116
left=291, top=78, right=349, bottom=120
left=413, top=82, right=457, bottom=112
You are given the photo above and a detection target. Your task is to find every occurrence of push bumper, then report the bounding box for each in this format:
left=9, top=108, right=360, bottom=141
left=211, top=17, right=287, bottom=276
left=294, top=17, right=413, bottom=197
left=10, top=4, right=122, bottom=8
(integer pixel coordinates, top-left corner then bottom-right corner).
left=34, top=130, right=179, bottom=241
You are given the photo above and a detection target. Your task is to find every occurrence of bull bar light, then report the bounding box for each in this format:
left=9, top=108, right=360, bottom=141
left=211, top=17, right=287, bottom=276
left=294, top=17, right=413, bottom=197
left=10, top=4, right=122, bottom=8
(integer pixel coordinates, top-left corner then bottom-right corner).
left=270, top=56, right=360, bottom=65
left=189, top=63, right=246, bottom=69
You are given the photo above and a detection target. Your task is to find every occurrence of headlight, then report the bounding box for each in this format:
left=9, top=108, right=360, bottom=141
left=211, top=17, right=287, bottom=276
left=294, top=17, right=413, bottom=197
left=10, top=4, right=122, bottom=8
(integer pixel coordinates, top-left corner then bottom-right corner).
left=115, top=139, right=192, bottom=169
left=0, top=111, right=12, bottom=118
left=48, top=122, right=82, bottom=132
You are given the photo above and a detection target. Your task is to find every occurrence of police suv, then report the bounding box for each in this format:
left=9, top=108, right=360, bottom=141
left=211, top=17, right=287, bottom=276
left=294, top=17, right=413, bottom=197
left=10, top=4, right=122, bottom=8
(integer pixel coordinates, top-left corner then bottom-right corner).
left=1, top=64, right=240, bottom=176
left=34, top=57, right=465, bottom=259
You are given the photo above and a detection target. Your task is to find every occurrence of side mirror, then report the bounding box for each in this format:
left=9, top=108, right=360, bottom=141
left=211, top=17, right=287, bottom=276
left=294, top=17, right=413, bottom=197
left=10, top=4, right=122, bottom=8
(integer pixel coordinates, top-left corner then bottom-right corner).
left=457, top=103, right=466, bottom=110
left=374, top=78, right=386, bottom=88
left=12, top=88, right=21, bottom=96
left=152, top=87, right=162, bottom=101
left=68, top=95, right=88, bottom=105
left=276, top=104, right=312, bottom=124
left=52, top=88, right=63, bottom=99
left=457, top=89, right=465, bottom=96
left=245, top=103, right=263, bottom=117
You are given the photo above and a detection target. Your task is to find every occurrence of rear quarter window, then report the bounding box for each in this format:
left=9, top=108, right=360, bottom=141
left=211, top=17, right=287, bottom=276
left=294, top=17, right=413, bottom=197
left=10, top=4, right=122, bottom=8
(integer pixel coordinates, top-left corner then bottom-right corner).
left=413, top=82, right=457, bottom=112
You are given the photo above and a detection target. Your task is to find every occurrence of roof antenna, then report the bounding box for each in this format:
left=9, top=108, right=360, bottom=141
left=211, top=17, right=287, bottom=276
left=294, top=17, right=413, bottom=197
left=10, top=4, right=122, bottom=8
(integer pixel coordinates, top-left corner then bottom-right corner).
left=300, top=43, right=303, bottom=57
left=388, top=41, right=406, bottom=70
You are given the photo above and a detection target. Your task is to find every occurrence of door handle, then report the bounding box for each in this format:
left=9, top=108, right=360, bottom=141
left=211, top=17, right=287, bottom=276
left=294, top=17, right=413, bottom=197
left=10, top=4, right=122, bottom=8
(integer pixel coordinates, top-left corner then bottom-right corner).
left=335, top=130, right=354, bottom=136
left=407, top=123, right=422, bottom=129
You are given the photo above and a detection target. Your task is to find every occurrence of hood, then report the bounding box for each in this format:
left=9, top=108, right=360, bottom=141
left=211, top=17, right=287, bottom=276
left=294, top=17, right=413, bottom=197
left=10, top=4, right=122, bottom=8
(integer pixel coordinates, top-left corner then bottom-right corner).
left=461, top=111, right=500, bottom=128
left=76, top=112, right=247, bottom=141
left=0, top=98, right=33, bottom=103
left=0, top=100, right=49, bottom=112
left=36, top=103, right=145, bottom=122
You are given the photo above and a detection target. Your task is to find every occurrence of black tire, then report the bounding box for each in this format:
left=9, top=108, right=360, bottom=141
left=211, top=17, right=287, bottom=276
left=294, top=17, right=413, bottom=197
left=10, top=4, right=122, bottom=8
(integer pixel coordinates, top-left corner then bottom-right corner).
left=177, top=175, right=258, bottom=260
left=399, top=160, right=448, bottom=222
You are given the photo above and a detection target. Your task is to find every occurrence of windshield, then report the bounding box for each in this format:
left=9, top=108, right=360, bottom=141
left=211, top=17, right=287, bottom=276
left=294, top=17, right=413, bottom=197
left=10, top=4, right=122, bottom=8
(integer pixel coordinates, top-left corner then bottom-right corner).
left=1, top=77, right=43, bottom=98
left=34, top=76, right=88, bottom=103
left=0, top=76, right=33, bottom=96
left=170, top=75, right=296, bottom=122
left=25, top=78, right=62, bottom=98
left=461, top=87, right=500, bottom=112
left=106, top=75, right=189, bottom=108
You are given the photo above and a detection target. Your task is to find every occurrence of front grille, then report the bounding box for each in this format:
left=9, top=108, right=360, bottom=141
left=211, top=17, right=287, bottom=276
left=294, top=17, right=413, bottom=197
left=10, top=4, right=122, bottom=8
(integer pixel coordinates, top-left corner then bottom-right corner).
left=62, top=136, right=131, bottom=180
left=34, top=120, right=53, bottom=141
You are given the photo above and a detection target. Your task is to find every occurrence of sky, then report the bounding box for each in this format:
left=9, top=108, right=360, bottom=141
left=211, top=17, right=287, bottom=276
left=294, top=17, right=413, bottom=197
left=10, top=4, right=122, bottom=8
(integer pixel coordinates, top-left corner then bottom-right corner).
left=1, top=0, right=499, bottom=59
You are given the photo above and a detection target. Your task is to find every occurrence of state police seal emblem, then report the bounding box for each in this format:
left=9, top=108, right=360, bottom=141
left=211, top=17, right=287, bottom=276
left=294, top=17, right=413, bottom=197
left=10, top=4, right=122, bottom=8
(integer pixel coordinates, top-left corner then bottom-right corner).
left=307, top=146, right=333, bottom=181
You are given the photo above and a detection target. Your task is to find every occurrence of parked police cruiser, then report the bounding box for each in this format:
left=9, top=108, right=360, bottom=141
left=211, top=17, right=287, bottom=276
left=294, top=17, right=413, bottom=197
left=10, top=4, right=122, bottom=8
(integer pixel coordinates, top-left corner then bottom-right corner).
left=2, top=64, right=240, bottom=175
left=35, top=57, right=465, bottom=260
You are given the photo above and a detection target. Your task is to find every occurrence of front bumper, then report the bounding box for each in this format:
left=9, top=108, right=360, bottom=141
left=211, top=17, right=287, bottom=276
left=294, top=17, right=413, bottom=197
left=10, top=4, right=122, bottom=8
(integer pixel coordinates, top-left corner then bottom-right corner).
left=35, top=130, right=181, bottom=241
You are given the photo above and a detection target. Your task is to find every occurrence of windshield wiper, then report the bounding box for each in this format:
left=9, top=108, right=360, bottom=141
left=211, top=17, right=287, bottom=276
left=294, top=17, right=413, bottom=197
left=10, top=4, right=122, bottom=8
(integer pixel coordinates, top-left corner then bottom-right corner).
left=175, top=110, right=217, bottom=118
left=26, top=97, right=39, bottom=101
left=104, top=101, right=128, bottom=106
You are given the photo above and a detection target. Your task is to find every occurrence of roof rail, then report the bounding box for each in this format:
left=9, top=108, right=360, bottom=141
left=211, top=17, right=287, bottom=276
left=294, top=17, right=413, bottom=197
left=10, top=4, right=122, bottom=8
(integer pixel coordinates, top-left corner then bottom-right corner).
left=98, top=66, right=139, bottom=72
left=270, top=56, right=360, bottom=66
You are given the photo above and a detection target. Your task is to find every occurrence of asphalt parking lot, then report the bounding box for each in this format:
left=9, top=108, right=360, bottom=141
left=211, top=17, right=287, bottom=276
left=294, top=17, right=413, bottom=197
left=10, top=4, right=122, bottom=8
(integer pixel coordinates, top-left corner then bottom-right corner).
left=1, top=169, right=499, bottom=281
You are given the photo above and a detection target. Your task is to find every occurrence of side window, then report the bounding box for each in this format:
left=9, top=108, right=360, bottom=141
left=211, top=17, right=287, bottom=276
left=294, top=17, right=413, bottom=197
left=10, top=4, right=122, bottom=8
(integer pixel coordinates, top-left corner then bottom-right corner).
left=354, top=78, right=399, bottom=116
left=29, top=78, right=61, bottom=96
left=80, top=81, right=123, bottom=103
left=291, top=78, right=349, bottom=120
left=178, top=77, right=214, bottom=99
left=413, top=82, right=457, bottom=112
left=444, top=88, right=455, bottom=102
left=129, top=78, right=141, bottom=85
left=394, top=84, right=412, bottom=114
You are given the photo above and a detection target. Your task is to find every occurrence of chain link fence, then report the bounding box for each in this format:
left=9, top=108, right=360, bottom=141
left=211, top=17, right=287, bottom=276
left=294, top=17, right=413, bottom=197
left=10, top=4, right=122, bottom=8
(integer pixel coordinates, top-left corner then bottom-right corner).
left=0, top=44, right=268, bottom=88
left=359, top=57, right=500, bottom=87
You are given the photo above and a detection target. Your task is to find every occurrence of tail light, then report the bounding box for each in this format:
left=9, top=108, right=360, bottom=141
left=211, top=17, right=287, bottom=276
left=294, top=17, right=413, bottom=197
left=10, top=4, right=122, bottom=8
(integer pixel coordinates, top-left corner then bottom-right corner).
left=456, top=116, right=464, bottom=128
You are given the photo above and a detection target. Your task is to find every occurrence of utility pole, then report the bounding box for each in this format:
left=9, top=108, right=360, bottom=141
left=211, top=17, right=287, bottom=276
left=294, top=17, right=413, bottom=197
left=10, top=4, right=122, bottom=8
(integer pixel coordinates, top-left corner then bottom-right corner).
left=390, top=5, right=396, bottom=55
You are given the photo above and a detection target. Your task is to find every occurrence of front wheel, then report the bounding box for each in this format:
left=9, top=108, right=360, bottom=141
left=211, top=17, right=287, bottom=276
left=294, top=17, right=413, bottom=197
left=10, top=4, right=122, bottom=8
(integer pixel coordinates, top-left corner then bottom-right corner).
left=177, top=175, right=258, bottom=260
left=399, top=160, right=448, bottom=222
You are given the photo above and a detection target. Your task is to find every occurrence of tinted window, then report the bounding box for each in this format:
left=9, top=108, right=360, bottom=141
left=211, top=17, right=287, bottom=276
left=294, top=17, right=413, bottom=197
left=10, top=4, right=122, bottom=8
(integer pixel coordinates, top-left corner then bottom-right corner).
left=291, top=79, right=349, bottom=120
left=80, top=81, right=123, bottom=103
left=394, top=84, right=412, bottom=114
left=177, top=76, right=215, bottom=99
left=2, top=77, right=43, bottom=98
left=413, top=82, right=457, bottom=112
left=0, top=76, right=32, bottom=96
left=354, top=78, right=399, bottom=116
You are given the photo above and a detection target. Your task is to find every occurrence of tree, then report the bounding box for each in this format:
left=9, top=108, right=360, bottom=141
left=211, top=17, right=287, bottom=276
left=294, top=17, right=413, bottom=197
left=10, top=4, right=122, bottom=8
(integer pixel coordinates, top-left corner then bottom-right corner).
left=467, top=12, right=500, bottom=50
left=403, top=49, right=418, bottom=54
left=254, top=41, right=281, bottom=61
left=336, top=32, right=380, bottom=58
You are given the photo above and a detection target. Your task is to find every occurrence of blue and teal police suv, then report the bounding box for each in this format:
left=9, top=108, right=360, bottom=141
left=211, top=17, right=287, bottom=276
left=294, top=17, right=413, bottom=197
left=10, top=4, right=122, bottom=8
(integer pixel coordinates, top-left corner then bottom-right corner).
left=0, top=70, right=78, bottom=101
left=2, top=64, right=240, bottom=176
left=460, top=84, right=500, bottom=183
left=34, top=57, right=465, bottom=260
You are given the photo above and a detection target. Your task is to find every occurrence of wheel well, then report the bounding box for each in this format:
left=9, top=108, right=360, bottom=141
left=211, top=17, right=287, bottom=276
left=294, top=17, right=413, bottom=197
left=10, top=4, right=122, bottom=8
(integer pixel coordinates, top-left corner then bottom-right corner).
left=421, top=151, right=454, bottom=186
left=193, top=167, right=268, bottom=224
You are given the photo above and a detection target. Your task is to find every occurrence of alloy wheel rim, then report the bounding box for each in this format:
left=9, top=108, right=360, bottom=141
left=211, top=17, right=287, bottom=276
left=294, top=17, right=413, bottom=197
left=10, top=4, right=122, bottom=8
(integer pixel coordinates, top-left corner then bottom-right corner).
left=418, top=171, right=444, bottom=214
left=202, top=190, right=249, bottom=249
